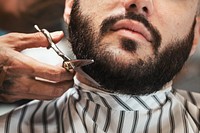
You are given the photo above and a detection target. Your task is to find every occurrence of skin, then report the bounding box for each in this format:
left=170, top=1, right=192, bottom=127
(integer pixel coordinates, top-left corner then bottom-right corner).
left=64, top=0, right=200, bottom=88
left=0, top=31, right=75, bottom=102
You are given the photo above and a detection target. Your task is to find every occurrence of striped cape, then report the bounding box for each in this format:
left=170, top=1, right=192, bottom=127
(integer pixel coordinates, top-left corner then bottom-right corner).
left=0, top=80, right=200, bottom=133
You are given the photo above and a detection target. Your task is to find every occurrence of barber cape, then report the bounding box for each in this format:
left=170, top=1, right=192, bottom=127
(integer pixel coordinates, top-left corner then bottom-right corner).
left=0, top=79, right=200, bottom=133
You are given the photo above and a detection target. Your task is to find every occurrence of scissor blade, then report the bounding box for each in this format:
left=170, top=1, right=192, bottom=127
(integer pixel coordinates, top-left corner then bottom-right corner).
left=74, top=67, right=100, bottom=87
left=68, top=59, right=94, bottom=68
left=63, top=59, right=100, bottom=86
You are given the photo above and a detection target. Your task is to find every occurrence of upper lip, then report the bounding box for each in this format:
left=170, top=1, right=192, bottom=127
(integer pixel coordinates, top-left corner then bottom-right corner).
left=110, top=19, right=152, bottom=42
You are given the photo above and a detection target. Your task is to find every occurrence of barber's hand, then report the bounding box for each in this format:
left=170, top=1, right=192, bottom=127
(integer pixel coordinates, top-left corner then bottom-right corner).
left=0, top=31, right=75, bottom=102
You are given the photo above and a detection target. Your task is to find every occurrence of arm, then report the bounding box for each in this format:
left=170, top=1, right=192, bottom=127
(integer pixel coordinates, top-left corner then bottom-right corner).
left=0, top=31, right=75, bottom=102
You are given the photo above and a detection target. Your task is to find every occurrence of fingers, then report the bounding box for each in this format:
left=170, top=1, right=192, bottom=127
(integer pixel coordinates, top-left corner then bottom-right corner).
left=0, top=31, right=64, bottom=51
left=4, top=50, right=75, bottom=82
left=0, top=31, right=73, bottom=103
left=0, top=76, right=74, bottom=103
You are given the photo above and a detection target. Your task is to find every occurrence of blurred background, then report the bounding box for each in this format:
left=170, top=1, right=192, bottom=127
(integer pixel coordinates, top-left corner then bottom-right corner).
left=0, top=0, right=65, bottom=33
left=0, top=0, right=200, bottom=115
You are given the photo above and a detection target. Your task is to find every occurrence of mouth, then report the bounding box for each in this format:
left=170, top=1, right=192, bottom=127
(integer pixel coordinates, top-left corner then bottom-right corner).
left=110, top=19, right=152, bottom=42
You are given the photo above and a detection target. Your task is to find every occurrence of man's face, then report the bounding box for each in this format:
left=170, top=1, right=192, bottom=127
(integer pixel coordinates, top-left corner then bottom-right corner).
left=67, top=0, right=199, bottom=95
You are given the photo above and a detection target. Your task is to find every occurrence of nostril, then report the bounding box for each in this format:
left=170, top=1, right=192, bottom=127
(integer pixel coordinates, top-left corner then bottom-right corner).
left=130, top=4, right=136, bottom=8
left=126, top=3, right=152, bottom=16
left=142, top=7, right=148, bottom=13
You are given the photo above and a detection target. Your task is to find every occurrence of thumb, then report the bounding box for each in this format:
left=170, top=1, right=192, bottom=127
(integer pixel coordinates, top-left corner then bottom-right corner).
left=50, top=31, right=65, bottom=43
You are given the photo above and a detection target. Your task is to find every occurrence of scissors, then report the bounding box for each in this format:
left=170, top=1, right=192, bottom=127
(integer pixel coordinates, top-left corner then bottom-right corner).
left=34, top=25, right=100, bottom=87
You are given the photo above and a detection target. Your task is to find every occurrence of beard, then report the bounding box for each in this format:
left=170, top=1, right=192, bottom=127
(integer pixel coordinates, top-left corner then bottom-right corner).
left=68, top=1, right=195, bottom=95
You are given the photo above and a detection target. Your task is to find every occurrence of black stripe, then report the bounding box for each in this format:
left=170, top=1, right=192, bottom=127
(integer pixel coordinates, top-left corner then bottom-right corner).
left=61, top=94, right=68, bottom=133
left=82, top=100, right=89, bottom=133
left=117, top=111, right=125, bottom=133
left=168, top=98, right=175, bottom=133
left=93, top=104, right=100, bottom=122
left=4, top=110, right=14, bottom=133
left=86, top=92, right=94, bottom=102
left=68, top=99, right=75, bottom=133
left=144, top=111, right=152, bottom=133
left=183, top=99, right=188, bottom=133
left=152, top=95, right=162, bottom=133
left=61, top=108, right=66, bottom=133
left=93, top=92, right=111, bottom=109
left=43, top=102, right=52, bottom=133
left=187, top=92, right=200, bottom=129
left=30, top=101, right=43, bottom=133
left=101, top=97, right=111, bottom=108
left=185, top=99, right=200, bottom=131
left=130, top=111, right=139, bottom=133
left=111, top=95, right=133, bottom=111
left=198, top=108, right=200, bottom=130
left=18, top=105, right=28, bottom=133
left=93, top=104, right=100, bottom=133
left=96, top=94, right=111, bottom=132
left=152, top=95, right=162, bottom=106
left=103, top=108, right=111, bottom=132
left=93, top=123, right=98, bottom=133
left=54, top=100, right=60, bottom=133
left=134, top=96, right=151, bottom=110
left=91, top=92, right=111, bottom=132
left=158, top=107, right=163, bottom=133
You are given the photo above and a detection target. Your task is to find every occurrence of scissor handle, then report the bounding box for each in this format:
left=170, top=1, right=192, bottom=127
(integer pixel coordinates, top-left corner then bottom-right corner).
left=63, top=61, right=74, bottom=71
left=34, top=25, right=71, bottom=61
left=62, top=59, right=94, bottom=71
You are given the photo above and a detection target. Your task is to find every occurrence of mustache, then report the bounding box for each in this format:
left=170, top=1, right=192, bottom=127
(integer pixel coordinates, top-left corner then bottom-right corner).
left=100, top=12, right=161, bottom=49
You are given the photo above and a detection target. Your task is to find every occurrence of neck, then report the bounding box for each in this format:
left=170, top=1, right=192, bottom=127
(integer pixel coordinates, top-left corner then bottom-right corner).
left=76, top=73, right=114, bottom=93
left=75, top=73, right=173, bottom=94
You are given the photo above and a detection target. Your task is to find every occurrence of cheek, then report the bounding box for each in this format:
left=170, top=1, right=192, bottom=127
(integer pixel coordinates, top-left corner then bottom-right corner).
left=78, top=3, right=103, bottom=33
left=151, top=1, right=196, bottom=49
left=152, top=14, right=195, bottom=52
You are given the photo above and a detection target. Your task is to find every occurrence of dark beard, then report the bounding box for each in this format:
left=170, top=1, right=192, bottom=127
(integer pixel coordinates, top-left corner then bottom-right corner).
left=68, top=1, right=195, bottom=95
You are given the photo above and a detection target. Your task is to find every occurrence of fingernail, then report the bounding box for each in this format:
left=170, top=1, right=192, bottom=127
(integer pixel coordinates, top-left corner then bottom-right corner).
left=51, top=31, right=64, bottom=38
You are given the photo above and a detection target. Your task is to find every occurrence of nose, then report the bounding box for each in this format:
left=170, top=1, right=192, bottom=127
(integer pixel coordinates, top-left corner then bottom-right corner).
left=123, top=0, right=154, bottom=17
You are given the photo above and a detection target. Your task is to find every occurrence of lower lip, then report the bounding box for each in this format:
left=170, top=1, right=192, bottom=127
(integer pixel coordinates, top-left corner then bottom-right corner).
left=113, top=29, right=148, bottom=42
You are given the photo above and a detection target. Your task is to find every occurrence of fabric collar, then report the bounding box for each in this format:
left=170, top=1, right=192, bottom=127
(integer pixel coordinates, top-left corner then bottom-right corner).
left=74, top=77, right=173, bottom=111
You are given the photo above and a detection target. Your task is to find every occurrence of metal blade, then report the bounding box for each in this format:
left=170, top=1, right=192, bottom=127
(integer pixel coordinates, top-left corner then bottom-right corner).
left=74, top=67, right=100, bottom=87
left=67, top=59, right=94, bottom=68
